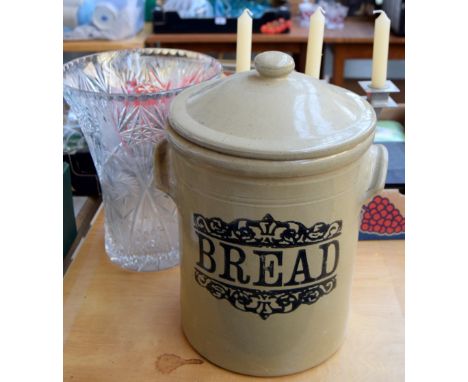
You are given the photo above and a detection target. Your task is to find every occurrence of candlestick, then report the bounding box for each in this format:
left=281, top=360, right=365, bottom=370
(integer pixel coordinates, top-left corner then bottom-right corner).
left=359, top=80, right=399, bottom=119
left=236, top=9, right=253, bottom=73
left=305, top=7, right=325, bottom=78
left=371, top=10, right=391, bottom=89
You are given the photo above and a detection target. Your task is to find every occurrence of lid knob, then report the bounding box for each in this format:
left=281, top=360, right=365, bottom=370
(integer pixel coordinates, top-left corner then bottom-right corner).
left=254, top=51, right=295, bottom=78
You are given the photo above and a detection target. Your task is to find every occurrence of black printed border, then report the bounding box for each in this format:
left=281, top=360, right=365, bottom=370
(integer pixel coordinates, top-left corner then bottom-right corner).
left=193, top=213, right=342, bottom=248
left=194, top=268, right=337, bottom=319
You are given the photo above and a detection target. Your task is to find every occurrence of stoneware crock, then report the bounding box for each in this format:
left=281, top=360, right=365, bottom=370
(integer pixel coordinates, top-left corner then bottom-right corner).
left=154, top=51, right=388, bottom=377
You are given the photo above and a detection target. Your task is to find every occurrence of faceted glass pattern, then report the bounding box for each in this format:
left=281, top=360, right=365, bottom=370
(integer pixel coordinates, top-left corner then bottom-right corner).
left=63, top=49, right=223, bottom=271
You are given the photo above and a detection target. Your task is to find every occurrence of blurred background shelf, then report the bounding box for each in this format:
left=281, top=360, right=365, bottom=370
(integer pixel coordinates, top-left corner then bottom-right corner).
left=146, top=16, right=404, bottom=89
left=63, top=22, right=152, bottom=52
left=63, top=17, right=404, bottom=99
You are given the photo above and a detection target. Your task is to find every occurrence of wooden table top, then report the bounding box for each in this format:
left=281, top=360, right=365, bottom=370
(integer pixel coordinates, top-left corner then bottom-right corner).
left=146, top=16, right=405, bottom=45
left=64, top=208, right=404, bottom=381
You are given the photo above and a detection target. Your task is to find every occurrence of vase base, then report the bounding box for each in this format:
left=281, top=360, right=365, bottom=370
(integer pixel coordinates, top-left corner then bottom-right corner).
left=106, top=248, right=179, bottom=272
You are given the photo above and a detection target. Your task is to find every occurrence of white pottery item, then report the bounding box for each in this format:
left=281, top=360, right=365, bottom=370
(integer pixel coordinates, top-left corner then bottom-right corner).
left=154, top=51, right=388, bottom=376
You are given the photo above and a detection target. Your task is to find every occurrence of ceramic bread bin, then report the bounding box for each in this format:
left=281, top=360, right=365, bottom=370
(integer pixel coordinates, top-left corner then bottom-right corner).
left=154, top=51, right=388, bottom=377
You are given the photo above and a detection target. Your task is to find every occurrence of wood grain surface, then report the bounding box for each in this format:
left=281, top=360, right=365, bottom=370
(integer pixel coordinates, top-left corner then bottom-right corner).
left=64, top=209, right=404, bottom=381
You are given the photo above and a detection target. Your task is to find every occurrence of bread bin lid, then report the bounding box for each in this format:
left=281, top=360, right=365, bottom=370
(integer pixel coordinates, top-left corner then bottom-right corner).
left=169, top=51, right=376, bottom=161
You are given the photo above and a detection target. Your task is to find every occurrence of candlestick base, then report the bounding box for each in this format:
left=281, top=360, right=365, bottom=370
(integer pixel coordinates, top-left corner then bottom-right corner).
left=358, top=80, right=400, bottom=119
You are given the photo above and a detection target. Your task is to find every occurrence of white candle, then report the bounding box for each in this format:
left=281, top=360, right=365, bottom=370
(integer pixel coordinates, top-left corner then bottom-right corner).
left=236, top=9, right=253, bottom=73
left=305, top=7, right=325, bottom=78
left=371, top=11, right=391, bottom=88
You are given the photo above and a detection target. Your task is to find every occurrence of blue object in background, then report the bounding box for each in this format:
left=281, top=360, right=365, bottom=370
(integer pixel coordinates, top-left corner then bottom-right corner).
left=76, top=0, right=128, bottom=26
left=65, top=0, right=145, bottom=40
left=77, top=0, right=96, bottom=25
left=98, top=0, right=127, bottom=9
left=224, top=0, right=273, bottom=18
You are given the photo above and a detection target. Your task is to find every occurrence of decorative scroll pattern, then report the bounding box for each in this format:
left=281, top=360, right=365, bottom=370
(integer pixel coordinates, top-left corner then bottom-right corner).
left=194, top=269, right=337, bottom=320
left=193, top=213, right=342, bottom=248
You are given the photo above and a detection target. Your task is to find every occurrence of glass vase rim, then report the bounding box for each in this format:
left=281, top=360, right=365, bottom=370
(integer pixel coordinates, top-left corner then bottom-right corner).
left=63, top=48, right=223, bottom=100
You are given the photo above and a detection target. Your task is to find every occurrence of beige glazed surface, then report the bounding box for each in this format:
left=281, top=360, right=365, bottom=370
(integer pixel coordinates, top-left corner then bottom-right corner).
left=154, top=51, right=388, bottom=376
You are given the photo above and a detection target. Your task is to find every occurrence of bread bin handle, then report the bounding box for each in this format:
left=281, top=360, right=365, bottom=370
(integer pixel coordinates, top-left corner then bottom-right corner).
left=154, top=137, right=176, bottom=201
left=363, top=144, right=388, bottom=202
